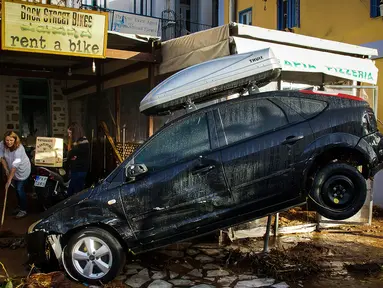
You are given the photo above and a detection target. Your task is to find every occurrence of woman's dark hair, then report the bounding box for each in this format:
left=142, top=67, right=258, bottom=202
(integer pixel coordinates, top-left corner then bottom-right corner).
left=3, top=131, right=21, bottom=152
left=68, top=122, right=84, bottom=142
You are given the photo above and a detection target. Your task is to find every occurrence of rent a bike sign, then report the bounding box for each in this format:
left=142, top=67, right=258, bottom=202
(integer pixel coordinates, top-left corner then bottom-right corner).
left=1, top=0, right=108, bottom=58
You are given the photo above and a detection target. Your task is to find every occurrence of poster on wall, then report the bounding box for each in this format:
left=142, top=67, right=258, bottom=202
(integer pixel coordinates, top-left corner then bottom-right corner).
left=1, top=0, right=109, bottom=58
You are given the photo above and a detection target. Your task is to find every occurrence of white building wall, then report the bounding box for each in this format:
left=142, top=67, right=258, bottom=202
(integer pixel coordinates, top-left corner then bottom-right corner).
left=199, top=1, right=213, bottom=26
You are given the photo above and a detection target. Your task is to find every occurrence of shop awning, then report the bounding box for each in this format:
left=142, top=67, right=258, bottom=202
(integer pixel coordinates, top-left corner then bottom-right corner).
left=159, top=23, right=378, bottom=85
left=233, top=23, right=378, bottom=58
left=159, top=25, right=231, bottom=75
left=233, top=37, right=378, bottom=85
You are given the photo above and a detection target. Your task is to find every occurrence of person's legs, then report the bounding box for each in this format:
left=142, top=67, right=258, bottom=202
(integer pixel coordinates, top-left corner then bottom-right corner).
left=67, top=172, right=87, bottom=196
left=13, top=179, right=27, bottom=218
left=11, top=180, right=21, bottom=215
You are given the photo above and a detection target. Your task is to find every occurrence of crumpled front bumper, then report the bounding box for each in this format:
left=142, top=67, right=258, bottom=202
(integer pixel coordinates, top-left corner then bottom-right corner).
left=25, top=231, right=50, bottom=266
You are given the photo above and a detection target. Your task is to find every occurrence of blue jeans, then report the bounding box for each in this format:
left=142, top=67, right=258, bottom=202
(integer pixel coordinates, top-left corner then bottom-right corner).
left=13, top=179, right=27, bottom=211
left=68, top=172, right=87, bottom=196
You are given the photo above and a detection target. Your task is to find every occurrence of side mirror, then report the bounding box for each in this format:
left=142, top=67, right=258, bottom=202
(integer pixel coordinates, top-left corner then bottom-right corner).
left=125, top=164, right=148, bottom=178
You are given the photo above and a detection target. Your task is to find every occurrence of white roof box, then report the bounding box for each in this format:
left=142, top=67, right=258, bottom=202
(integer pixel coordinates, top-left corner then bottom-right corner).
left=140, top=48, right=281, bottom=115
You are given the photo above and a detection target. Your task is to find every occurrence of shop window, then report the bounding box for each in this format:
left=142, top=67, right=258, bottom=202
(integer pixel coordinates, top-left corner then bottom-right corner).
left=239, top=8, right=252, bottom=25
left=277, top=0, right=300, bottom=30
left=19, top=79, right=51, bottom=138
left=20, top=79, right=49, bottom=97
left=370, top=0, right=382, bottom=18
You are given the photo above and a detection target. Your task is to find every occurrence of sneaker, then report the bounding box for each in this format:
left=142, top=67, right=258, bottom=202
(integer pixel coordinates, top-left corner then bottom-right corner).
left=12, top=207, right=21, bottom=215
left=15, top=210, right=27, bottom=219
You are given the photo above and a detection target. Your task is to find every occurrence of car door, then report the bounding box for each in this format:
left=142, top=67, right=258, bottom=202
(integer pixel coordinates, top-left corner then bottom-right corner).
left=273, top=95, right=327, bottom=192
left=119, top=111, right=231, bottom=243
left=214, top=97, right=312, bottom=215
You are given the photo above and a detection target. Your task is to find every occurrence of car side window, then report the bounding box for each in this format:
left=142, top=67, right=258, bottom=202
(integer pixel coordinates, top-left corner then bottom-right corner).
left=278, top=97, right=327, bottom=119
left=134, top=113, right=210, bottom=170
left=218, top=99, right=288, bottom=145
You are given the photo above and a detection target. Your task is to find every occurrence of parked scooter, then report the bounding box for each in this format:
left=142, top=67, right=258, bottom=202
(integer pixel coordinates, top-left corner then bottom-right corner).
left=30, top=149, right=71, bottom=211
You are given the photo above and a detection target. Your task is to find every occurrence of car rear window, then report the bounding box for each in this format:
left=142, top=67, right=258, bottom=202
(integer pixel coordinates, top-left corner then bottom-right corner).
left=278, top=97, right=327, bottom=119
left=217, top=99, right=288, bottom=145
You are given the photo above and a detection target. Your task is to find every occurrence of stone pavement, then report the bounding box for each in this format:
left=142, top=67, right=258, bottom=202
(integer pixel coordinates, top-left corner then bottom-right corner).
left=115, top=242, right=290, bottom=288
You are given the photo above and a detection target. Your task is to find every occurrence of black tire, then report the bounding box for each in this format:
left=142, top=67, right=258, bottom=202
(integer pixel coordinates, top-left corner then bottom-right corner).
left=309, top=163, right=367, bottom=220
left=62, top=227, right=126, bottom=284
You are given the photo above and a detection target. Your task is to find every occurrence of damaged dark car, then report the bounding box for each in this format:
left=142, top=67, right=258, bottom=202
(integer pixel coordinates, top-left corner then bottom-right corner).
left=26, top=89, right=383, bottom=284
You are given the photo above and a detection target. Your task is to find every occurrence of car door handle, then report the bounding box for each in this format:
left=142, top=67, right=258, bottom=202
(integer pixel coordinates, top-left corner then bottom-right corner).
left=282, top=135, right=304, bottom=145
left=192, top=165, right=215, bottom=175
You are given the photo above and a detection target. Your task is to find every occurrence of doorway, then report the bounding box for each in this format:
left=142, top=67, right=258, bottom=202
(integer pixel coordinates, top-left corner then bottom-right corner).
left=19, top=79, right=51, bottom=138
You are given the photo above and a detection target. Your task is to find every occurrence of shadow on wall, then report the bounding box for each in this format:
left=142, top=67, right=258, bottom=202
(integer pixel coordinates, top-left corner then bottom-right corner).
left=373, top=170, right=383, bottom=207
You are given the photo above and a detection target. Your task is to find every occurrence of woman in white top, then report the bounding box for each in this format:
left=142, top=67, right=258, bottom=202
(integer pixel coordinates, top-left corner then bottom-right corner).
left=0, top=131, right=31, bottom=218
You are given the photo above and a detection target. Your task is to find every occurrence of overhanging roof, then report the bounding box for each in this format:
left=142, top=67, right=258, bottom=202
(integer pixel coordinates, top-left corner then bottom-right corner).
left=159, top=23, right=378, bottom=85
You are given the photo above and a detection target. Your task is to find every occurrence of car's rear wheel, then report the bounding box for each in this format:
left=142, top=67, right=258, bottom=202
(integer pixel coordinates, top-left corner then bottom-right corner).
left=309, top=163, right=367, bottom=220
left=62, top=227, right=125, bottom=284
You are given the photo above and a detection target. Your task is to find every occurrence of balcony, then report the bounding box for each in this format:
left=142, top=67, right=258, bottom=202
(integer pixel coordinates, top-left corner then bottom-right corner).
left=80, top=4, right=214, bottom=41
left=0, top=1, right=213, bottom=41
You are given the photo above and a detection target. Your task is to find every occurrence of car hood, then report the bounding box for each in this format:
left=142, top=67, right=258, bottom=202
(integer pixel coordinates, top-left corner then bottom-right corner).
left=39, top=185, right=98, bottom=219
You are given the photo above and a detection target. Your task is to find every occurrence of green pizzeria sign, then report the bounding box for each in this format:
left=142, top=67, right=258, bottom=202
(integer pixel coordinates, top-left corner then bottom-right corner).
left=283, top=60, right=375, bottom=82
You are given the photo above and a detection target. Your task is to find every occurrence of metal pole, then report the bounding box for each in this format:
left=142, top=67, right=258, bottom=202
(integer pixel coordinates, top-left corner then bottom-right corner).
left=274, top=213, right=279, bottom=236
left=368, top=179, right=373, bottom=225
left=263, top=215, right=272, bottom=253
left=352, top=80, right=357, bottom=96
left=374, top=86, right=379, bottom=118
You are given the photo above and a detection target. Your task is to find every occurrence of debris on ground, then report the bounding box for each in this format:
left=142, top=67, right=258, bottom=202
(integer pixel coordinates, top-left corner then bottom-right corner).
left=224, top=242, right=324, bottom=281
left=24, top=271, right=87, bottom=288
left=278, top=207, right=317, bottom=227
left=345, top=262, right=383, bottom=276
left=372, top=205, right=383, bottom=219
left=0, top=237, right=25, bottom=249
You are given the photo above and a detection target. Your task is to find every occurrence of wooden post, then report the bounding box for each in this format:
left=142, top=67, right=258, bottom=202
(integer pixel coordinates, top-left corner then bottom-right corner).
left=148, top=41, right=156, bottom=138
left=115, top=87, right=121, bottom=142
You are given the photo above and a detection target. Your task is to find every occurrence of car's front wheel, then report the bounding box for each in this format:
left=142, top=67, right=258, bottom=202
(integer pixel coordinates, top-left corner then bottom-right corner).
left=309, top=163, right=367, bottom=220
left=62, top=227, right=126, bottom=284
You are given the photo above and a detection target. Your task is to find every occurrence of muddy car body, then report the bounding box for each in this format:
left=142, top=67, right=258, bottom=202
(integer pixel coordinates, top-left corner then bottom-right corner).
left=26, top=88, right=383, bottom=284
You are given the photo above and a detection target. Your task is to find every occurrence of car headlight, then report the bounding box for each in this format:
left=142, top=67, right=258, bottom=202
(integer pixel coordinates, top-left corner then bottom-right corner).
left=28, top=219, right=42, bottom=234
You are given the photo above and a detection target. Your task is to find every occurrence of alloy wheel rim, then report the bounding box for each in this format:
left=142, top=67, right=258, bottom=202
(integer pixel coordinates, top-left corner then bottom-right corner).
left=71, top=236, right=113, bottom=279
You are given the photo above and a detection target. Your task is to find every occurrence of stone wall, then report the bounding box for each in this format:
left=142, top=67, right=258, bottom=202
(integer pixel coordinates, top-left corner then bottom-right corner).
left=3, top=77, right=20, bottom=132
left=51, top=80, right=68, bottom=138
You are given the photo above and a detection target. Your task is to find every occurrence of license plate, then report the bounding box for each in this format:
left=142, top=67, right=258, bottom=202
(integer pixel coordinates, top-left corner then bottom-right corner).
left=34, top=176, right=48, bottom=188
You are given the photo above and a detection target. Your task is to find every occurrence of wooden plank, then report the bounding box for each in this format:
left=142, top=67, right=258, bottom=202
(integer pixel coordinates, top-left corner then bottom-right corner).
left=115, top=87, right=121, bottom=142
left=63, top=62, right=148, bottom=95
left=100, top=121, right=123, bottom=164
left=106, top=49, right=157, bottom=62
left=148, top=117, right=154, bottom=137
left=0, top=68, right=96, bottom=81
